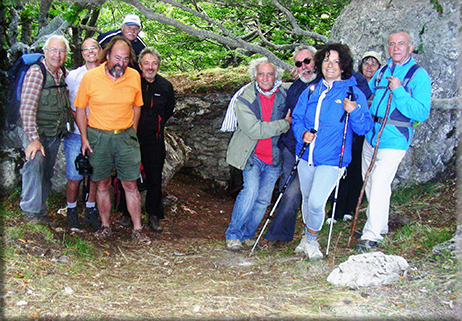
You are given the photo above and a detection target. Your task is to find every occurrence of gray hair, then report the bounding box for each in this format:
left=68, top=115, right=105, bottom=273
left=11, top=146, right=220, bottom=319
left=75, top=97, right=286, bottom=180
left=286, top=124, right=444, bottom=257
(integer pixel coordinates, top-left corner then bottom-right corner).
left=43, top=35, right=70, bottom=54
left=248, top=56, right=283, bottom=80
left=388, top=29, right=414, bottom=45
left=293, top=45, right=317, bottom=62
left=138, top=47, right=162, bottom=65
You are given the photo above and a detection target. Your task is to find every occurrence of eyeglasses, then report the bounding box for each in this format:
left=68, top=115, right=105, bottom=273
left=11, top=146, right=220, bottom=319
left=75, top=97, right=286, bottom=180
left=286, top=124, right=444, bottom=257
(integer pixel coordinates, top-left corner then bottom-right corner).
left=46, top=47, right=67, bottom=55
left=125, top=25, right=140, bottom=32
left=295, top=57, right=311, bottom=68
left=82, top=45, right=98, bottom=52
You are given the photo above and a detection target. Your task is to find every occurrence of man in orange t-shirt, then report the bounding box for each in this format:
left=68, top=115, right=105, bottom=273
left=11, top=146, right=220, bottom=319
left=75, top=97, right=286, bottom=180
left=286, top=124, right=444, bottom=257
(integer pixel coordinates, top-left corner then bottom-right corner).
left=74, top=36, right=150, bottom=245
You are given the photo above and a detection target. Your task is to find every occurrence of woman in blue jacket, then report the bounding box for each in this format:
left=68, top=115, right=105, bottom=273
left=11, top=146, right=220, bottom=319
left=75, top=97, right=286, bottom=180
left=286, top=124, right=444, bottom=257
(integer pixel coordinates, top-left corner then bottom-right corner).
left=292, top=43, right=373, bottom=259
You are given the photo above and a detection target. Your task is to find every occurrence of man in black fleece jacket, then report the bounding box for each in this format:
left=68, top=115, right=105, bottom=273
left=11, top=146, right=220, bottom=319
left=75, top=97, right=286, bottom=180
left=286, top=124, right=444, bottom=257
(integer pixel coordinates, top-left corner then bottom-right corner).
left=118, top=47, right=175, bottom=232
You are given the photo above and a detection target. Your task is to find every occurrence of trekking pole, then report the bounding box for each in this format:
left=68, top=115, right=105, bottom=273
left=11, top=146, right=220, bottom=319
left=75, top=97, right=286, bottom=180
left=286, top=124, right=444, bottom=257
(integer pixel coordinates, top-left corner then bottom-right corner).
left=249, top=128, right=317, bottom=257
left=348, top=90, right=393, bottom=247
left=325, top=88, right=354, bottom=258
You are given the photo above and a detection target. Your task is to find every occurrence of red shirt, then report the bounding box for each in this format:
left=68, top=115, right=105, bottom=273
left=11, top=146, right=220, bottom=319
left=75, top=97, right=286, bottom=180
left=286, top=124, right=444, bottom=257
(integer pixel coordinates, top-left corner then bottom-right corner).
left=254, top=92, right=275, bottom=164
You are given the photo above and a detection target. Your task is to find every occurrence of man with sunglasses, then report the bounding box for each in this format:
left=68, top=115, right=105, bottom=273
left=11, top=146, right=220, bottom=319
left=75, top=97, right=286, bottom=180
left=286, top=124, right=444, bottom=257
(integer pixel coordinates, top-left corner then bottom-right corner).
left=63, top=38, right=102, bottom=231
left=261, top=45, right=317, bottom=247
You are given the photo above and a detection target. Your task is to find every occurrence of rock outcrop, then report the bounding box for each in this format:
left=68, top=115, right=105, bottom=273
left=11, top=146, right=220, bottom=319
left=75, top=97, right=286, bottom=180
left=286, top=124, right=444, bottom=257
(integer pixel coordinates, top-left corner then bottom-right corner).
left=327, top=252, right=409, bottom=287
left=330, top=0, right=461, bottom=187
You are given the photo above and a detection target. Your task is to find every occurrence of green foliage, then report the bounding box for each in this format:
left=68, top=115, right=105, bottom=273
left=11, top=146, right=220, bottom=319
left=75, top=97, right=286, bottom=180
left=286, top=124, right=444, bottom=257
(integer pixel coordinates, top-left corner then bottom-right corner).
left=430, top=0, right=444, bottom=15
left=94, top=0, right=350, bottom=71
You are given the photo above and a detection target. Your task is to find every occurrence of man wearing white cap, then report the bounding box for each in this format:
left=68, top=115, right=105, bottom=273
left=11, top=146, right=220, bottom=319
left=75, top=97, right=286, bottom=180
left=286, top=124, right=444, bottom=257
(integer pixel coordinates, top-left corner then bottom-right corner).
left=97, top=14, right=146, bottom=58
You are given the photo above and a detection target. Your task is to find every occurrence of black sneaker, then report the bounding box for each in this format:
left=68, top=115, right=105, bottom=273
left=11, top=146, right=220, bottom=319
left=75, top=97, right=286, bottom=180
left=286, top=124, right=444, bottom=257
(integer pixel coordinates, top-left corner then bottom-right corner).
left=355, top=240, right=378, bottom=252
left=67, top=207, right=81, bottom=230
left=83, top=207, right=101, bottom=231
left=148, top=216, right=163, bottom=233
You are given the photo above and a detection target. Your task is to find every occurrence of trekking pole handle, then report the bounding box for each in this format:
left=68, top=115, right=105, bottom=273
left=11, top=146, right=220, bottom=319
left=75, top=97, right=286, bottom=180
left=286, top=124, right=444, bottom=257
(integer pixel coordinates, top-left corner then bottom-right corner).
left=340, top=88, right=356, bottom=122
left=299, top=128, right=317, bottom=156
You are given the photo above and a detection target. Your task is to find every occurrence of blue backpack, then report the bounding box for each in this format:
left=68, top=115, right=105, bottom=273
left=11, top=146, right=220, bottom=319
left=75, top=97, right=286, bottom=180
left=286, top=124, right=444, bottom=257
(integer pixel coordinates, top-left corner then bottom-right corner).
left=5, top=53, right=65, bottom=131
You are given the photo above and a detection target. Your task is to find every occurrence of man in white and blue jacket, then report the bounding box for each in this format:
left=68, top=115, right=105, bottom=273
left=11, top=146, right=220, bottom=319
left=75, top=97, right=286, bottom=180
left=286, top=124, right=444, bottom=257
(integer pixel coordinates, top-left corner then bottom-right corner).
left=357, top=30, right=431, bottom=252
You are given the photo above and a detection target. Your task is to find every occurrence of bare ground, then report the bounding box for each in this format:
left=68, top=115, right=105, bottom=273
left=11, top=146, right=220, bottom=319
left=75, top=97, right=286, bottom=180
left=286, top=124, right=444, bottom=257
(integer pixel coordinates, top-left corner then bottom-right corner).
left=2, top=168, right=461, bottom=320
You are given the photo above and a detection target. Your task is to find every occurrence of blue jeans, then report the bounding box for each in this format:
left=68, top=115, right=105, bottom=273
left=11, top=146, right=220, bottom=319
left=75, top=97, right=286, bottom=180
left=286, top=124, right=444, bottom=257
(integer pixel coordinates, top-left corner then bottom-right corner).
left=64, top=133, right=83, bottom=180
left=264, top=146, right=301, bottom=242
left=19, top=132, right=62, bottom=215
left=297, top=160, right=343, bottom=232
left=225, top=154, right=281, bottom=241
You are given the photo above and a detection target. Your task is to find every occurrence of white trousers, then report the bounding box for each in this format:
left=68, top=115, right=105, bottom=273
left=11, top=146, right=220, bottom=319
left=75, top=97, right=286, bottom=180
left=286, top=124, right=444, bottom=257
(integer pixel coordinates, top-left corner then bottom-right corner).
left=361, top=140, right=406, bottom=242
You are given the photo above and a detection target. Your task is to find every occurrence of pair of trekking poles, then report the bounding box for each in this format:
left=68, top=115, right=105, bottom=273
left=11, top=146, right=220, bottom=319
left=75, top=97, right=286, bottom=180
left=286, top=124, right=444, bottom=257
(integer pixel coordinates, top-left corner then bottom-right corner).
left=249, top=88, right=393, bottom=258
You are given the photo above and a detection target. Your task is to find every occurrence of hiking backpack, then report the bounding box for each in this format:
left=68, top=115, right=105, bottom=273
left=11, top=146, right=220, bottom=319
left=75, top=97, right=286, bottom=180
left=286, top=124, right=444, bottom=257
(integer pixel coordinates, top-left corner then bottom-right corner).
left=5, top=53, right=66, bottom=131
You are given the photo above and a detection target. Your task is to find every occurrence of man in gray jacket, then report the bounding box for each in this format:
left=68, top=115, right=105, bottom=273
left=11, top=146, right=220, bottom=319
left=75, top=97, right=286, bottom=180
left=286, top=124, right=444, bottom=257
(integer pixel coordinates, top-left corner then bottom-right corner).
left=225, top=57, right=291, bottom=251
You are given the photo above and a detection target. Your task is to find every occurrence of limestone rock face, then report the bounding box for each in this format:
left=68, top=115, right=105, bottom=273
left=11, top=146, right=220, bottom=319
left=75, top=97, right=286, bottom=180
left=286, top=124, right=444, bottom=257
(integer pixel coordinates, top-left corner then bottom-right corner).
left=327, top=252, right=409, bottom=287
left=167, top=93, right=234, bottom=186
left=330, top=0, right=461, bottom=187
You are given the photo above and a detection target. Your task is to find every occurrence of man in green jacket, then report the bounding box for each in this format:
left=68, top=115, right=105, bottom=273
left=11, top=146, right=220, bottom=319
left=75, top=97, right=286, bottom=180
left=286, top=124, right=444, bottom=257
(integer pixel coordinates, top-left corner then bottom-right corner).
left=18, top=35, right=73, bottom=226
left=225, top=56, right=291, bottom=251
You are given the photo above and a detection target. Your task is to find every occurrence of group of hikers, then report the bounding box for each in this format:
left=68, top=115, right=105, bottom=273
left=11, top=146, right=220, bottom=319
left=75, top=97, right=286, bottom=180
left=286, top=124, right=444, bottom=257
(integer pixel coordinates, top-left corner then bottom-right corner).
left=11, top=12, right=431, bottom=256
left=223, top=29, right=431, bottom=258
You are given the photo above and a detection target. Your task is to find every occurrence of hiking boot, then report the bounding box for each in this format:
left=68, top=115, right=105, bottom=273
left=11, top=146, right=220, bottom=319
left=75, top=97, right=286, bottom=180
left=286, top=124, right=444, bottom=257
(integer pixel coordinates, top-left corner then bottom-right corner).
left=243, top=239, right=255, bottom=248
left=295, top=235, right=307, bottom=253
left=355, top=240, right=378, bottom=252
left=83, top=207, right=101, bottom=231
left=260, top=239, right=275, bottom=249
left=226, top=239, right=243, bottom=251
left=304, top=240, right=323, bottom=260
left=148, top=216, right=163, bottom=233
left=95, top=226, right=112, bottom=239
left=117, top=215, right=132, bottom=228
left=66, top=207, right=81, bottom=230
left=131, top=229, right=151, bottom=245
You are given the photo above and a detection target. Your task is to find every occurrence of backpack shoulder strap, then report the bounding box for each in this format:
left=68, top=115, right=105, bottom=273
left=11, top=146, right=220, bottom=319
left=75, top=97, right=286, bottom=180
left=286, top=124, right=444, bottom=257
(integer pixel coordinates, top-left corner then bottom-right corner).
left=37, top=61, right=47, bottom=89
left=402, top=64, right=421, bottom=92
left=374, top=64, right=388, bottom=89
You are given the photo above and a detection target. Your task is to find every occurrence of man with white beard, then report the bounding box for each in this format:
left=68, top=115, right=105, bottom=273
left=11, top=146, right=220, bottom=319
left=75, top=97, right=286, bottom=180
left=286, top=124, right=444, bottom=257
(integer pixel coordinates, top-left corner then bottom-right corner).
left=262, top=45, right=317, bottom=247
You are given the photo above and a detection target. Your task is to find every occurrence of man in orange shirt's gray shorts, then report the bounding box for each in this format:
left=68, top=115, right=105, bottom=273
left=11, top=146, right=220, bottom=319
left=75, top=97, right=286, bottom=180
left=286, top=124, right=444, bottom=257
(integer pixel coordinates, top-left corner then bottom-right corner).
left=74, top=36, right=150, bottom=245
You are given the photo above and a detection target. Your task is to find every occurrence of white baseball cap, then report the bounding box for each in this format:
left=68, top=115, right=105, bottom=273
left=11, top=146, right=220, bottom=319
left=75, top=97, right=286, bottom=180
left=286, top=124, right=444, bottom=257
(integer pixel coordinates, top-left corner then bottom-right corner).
left=123, top=14, right=141, bottom=28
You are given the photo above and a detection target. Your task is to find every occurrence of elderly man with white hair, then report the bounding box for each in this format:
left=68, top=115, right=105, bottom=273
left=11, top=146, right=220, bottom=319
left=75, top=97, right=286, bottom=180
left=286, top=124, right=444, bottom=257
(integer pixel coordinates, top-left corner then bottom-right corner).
left=18, top=35, right=73, bottom=226
left=225, top=56, right=292, bottom=251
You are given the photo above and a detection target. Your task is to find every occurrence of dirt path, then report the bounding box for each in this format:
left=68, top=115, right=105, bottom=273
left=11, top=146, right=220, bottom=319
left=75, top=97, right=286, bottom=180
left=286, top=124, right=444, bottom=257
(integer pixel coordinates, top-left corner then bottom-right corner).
left=3, top=169, right=460, bottom=319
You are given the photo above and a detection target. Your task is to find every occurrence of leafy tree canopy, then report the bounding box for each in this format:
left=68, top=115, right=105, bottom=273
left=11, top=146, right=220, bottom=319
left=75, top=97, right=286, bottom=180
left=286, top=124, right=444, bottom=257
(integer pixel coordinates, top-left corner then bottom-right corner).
left=1, top=0, right=350, bottom=72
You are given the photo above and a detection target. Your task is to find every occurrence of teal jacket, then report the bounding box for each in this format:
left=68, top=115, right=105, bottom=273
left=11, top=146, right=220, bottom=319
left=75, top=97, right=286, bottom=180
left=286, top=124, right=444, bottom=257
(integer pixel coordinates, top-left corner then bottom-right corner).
left=366, top=57, right=431, bottom=150
left=226, top=81, right=290, bottom=170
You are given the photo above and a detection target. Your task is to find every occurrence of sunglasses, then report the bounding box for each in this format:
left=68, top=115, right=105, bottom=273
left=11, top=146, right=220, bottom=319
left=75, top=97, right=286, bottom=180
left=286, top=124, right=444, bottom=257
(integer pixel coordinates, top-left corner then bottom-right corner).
left=295, top=57, right=311, bottom=68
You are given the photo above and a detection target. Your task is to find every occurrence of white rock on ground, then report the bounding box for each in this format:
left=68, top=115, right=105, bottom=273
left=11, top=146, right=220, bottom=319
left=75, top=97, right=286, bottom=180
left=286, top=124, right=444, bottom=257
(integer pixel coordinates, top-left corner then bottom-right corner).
left=327, top=251, right=409, bottom=288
